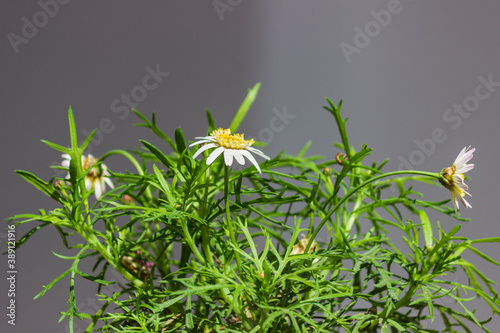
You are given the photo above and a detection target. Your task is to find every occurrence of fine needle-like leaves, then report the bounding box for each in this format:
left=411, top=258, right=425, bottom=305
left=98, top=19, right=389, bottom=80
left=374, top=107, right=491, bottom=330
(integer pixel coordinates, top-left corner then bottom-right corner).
left=8, top=88, right=498, bottom=333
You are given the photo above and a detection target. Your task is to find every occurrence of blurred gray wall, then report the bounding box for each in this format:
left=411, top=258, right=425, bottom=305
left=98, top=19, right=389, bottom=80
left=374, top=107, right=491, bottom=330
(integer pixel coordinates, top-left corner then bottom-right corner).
left=1, top=1, right=499, bottom=332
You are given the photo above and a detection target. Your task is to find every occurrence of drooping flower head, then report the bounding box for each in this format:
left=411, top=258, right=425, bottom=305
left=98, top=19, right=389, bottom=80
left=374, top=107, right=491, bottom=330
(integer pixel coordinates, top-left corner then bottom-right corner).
left=190, top=128, right=270, bottom=173
left=439, top=146, right=475, bottom=214
left=61, top=154, right=114, bottom=199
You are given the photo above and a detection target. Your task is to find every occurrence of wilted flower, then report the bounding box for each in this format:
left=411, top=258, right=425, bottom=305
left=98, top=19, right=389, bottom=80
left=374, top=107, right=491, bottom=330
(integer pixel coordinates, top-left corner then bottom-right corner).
left=190, top=128, right=270, bottom=173
left=291, top=237, right=319, bottom=264
left=439, top=146, right=475, bottom=214
left=121, top=255, right=153, bottom=281
left=290, top=237, right=318, bottom=255
left=61, top=154, right=114, bottom=199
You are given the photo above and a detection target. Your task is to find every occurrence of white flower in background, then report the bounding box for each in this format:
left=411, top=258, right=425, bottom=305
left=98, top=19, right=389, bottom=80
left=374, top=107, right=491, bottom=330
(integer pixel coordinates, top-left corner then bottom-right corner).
left=290, top=237, right=319, bottom=264
left=190, top=128, right=270, bottom=173
left=61, top=154, right=114, bottom=199
left=439, top=146, right=475, bottom=214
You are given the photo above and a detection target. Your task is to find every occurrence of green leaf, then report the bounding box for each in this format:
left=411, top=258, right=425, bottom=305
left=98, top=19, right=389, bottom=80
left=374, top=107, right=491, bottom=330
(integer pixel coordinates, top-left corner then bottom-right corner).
left=152, top=164, right=176, bottom=206
left=421, top=285, right=435, bottom=322
left=9, top=222, right=50, bottom=250
left=140, top=140, right=173, bottom=168
left=133, top=109, right=176, bottom=150
left=40, top=140, right=70, bottom=154
left=205, top=109, right=216, bottom=132
left=16, top=170, right=64, bottom=203
left=323, top=98, right=351, bottom=158
left=174, top=127, right=187, bottom=153
left=75, top=269, right=115, bottom=285
left=420, top=210, right=434, bottom=249
left=467, top=245, right=500, bottom=266
left=470, top=237, right=500, bottom=244
left=78, top=129, right=97, bottom=153
left=34, top=268, right=71, bottom=299
left=67, top=106, right=78, bottom=149
left=229, top=82, right=261, bottom=133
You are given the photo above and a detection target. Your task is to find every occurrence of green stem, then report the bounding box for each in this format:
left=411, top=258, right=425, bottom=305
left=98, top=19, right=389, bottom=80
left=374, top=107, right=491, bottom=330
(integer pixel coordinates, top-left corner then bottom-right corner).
left=179, top=218, right=206, bottom=265
left=200, top=167, right=214, bottom=265
left=344, top=192, right=365, bottom=233
left=83, top=227, right=145, bottom=288
left=305, top=170, right=441, bottom=253
left=100, top=149, right=153, bottom=201
left=224, top=165, right=242, bottom=273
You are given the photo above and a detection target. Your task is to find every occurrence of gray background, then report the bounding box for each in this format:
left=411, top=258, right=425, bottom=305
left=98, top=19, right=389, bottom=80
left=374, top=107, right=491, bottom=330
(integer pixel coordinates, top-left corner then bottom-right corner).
left=1, top=1, right=499, bottom=332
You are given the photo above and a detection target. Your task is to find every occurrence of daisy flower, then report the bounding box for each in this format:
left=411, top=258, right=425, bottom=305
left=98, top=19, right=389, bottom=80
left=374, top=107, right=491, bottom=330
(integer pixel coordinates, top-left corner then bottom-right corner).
left=439, top=146, right=475, bottom=214
left=61, top=154, right=114, bottom=199
left=190, top=128, right=270, bottom=173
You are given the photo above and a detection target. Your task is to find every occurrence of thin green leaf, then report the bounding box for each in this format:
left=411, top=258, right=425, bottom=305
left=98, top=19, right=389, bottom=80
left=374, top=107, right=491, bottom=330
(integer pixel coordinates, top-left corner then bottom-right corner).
left=420, top=210, right=434, bottom=249
left=16, top=170, right=64, bottom=203
left=229, top=82, right=261, bottom=133
left=40, top=140, right=70, bottom=154
left=174, top=127, right=187, bottom=153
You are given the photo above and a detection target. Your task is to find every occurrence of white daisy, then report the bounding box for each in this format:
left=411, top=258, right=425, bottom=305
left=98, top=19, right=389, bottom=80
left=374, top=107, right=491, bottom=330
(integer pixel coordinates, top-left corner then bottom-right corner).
left=61, top=154, right=114, bottom=199
left=190, top=128, right=270, bottom=173
left=439, top=146, right=475, bottom=214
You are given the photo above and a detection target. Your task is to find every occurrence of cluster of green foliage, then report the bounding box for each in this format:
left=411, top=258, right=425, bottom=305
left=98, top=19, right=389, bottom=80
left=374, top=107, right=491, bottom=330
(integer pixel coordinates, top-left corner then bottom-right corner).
left=8, top=84, right=500, bottom=332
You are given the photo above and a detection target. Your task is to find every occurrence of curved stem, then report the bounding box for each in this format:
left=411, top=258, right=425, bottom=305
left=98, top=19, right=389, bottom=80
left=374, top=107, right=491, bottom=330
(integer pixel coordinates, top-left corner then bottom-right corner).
left=305, top=170, right=441, bottom=253
left=100, top=149, right=153, bottom=201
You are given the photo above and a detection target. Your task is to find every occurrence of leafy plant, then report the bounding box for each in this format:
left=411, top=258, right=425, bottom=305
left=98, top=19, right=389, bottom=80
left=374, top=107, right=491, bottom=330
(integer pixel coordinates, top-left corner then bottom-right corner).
left=8, top=84, right=499, bottom=332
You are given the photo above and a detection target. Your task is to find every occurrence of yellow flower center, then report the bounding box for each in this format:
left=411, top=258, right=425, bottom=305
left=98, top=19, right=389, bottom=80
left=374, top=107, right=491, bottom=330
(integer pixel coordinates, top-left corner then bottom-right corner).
left=211, top=128, right=254, bottom=149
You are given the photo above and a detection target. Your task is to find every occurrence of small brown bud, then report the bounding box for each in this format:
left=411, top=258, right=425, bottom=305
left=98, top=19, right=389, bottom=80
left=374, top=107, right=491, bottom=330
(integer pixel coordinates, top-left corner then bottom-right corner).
left=122, top=194, right=134, bottom=204
left=335, top=153, right=347, bottom=165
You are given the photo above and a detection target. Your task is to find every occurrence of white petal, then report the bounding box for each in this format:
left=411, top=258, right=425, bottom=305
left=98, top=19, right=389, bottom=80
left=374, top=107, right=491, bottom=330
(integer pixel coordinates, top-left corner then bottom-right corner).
left=453, top=146, right=468, bottom=166
left=206, top=147, right=225, bottom=165
left=102, top=168, right=111, bottom=177
left=94, top=181, right=103, bottom=199
left=224, top=150, right=234, bottom=166
left=192, top=143, right=217, bottom=159
left=240, top=150, right=262, bottom=173
left=85, top=178, right=92, bottom=191
left=233, top=150, right=245, bottom=165
left=454, top=181, right=468, bottom=191
left=450, top=190, right=458, bottom=215
left=61, top=154, right=71, bottom=160
left=189, top=139, right=213, bottom=147
left=61, top=160, right=70, bottom=168
left=454, top=146, right=474, bottom=168
left=455, top=163, right=474, bottom=174
left=104, top=177, right=114, bottom=189
left=456, top=189, right=472, bottom=208
left=246, top=146, right=271, bottom=160
left=194, top=135, right=215, bottom=141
